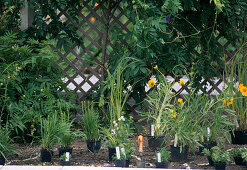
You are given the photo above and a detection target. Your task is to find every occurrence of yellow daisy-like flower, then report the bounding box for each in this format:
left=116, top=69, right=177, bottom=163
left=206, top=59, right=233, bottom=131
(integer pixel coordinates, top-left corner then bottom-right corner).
left=23, top=95, right=26, bottom=97
left=41, top=89, right=44, bottom=92
left=154, top=65, right=158, bottom=69
left=239, top=84, right=244, bottom=92
left=8, top=76, right=10, bottom=79
left=178, top=98, right=183, bottom=107
left=0, top=83, right=3, bottom=86
left=172, top=113, right=177, bottom=118
left=242, top=86, right=247, bottom=96
left=170, top=109, right=174, bottom=113
left=148, top=79, right=156, bottom=88
left=179, top=80, right=185, bottom=86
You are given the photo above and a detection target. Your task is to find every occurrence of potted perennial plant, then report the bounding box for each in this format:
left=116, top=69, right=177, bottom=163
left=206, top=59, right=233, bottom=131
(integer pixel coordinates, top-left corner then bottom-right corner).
left=81, top=101, right=101, bottom=153
left=203, top=147, right=231, bottom=169
left=155, top=147, right=171, bottom=168
left=140, top=71, right=174, bottom=149
left=59, top=152, right=72, bottom=166
left=230, top=148, right=247, bottom=166
left=224, top=50, right=247, bottom=144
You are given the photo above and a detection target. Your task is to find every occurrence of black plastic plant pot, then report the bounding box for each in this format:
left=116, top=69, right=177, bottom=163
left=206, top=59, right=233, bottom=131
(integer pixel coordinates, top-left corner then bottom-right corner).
left=115, top=159, right=128, bottom=167
left=231, top=130, right=247, bottom=145
left=214, top=162, right=226, bottom=170
left=148, top=136, right=165, bottom=149
left=58, top=148, right=73, bottom=157
left=199, top=141, right=217, bottom=154
left=86, top=140, right=101, bottom=153
left=207, top=156, right=214, bottom=166
left=108, top=147, right=116, bottom=162
left=234, top=156, right=245, bottom=166
left=170, top=145, right=188, bottom=162
left=60, top=160, right=71, bottom=166
left=155, top=162, right=168, bottom=168
left=0, top=156, right=5, bottom=165
left=40, top=149, right=53, bottom=162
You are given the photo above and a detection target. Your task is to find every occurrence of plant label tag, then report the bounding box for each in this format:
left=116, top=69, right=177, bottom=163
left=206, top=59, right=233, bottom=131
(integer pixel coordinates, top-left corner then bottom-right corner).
left=235, top=117, right=239, bottom=128
left=207, top=127, right=210, bottom=142
left=174, top=133, right=177, bottom=147
left=157, top=152, right=161, bottom=163
left=65, top=152, right=70, bottom=161
left=151, top=124, right=155, bottom=136
left=116, top=146, right=120, bottom=159
left=121, top=147, right=126, bottom=158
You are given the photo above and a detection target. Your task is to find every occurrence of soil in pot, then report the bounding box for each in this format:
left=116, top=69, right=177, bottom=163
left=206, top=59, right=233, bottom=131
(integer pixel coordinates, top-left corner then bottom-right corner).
left=86, top=140, right=101, bottom=153
left=115, top=159, right=128, bottom=167
left=231, top=130, right=247, bottom=145
left=40, top=149, right=53, bottom=162
left=148, top=136, right=165, bottom=149
left=198, top=141, right=217, bottom=154
left=170, top=145, right=188, bottom=162
left=214, top=162, right=226, bottom=170
left=0, top=156, right=5, bottom=165
left=233, top=156, right=245, bottom=166
left=60, top=160, right=71, bottom=166
left=58, top=148, right=73, bottom=157
left=155, top=162, right=168, bottom=168
left=108, top=147, right=116, bottom=162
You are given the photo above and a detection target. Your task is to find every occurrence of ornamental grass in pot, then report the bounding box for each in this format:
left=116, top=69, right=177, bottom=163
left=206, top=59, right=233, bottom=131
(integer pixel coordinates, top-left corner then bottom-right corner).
left=224, top=52, right=247, bottom=144
left=81, top=101, right=101, bottom=153
left=40, top=112, right=69, bottom=162
left=155, top=147, right=171, bottom=168
left=57, top=108, right=76, bottom=157
left=140, top=69, right=175, bottom=149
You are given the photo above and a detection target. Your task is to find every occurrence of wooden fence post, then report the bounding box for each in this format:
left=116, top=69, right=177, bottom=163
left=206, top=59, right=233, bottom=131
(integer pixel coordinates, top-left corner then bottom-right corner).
left=20, top=0, right=34, bottom=31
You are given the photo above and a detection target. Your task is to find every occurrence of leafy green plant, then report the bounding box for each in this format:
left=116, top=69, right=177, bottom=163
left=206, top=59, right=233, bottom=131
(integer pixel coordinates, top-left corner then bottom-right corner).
left=156, top=148, right=171, bottom=162
left=203, top=147, right=231, bottom=163
left=81, top=101, right=101, bottom=141
left=230, top=148, right=247, bottom=157
left=0, top=125, right=15, bottom=159
left=241, top=150, right=247, bottom=162
left=59, top=153, right=72, bottom=161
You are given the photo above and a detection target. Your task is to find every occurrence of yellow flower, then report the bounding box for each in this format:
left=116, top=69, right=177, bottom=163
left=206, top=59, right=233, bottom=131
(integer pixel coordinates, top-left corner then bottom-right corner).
left=179, top=80, right=185, bottom=86
left=223, top=97, right=233, bottom=106
left=170, top=109, right=174, bottom=113
left=242, top=86, right=247, bottom=96
left=41, top=89, right=44, bottom=92
left=0, top=83, right=3, bottom=86
left=172, top=113, right=177, bottom=118
left=239, top=84, right=244, bottom=92
left=154, top=65, right=158, bottom=69
left=178, top=98, right=183, bottom=107
left=95, top=2, right=99, bottom=7
left=8, top=76, right=10, bottom=79
left=148, top=79, right=156, bottom=88
left=23, top=95, right=26, bottom=97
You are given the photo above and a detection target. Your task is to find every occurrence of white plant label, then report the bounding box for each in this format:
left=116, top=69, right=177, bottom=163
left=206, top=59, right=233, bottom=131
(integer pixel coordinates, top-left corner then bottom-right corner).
left=157, top=152, right=161, bottom=163
left=65, top=152, right=70, bottom=161
left=235, top=117, right=239, bottom=128
left=174, top=133, right=177, bottom=147
left=151, top=124, right=155, bottom=136
left=116, top=146, right=120, bottom=159
left=121, top=147, right=126, bottom=158
left=207, top=127, right=210, bottom=142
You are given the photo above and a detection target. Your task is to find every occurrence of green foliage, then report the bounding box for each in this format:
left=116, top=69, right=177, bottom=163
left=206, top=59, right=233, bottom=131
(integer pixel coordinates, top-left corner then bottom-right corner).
left=0, top=125, right=15, bottom=159
left=0, top=32, right=75, bottom=142
left=81, top=101, right=100, bottom=141
left=203, top=147, right=231, bottom=163
left=156, top=147, right=171, bottom=162
left=59, top=153, right=72, bottom=161
left=230, top=148, right=247, bottom=157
